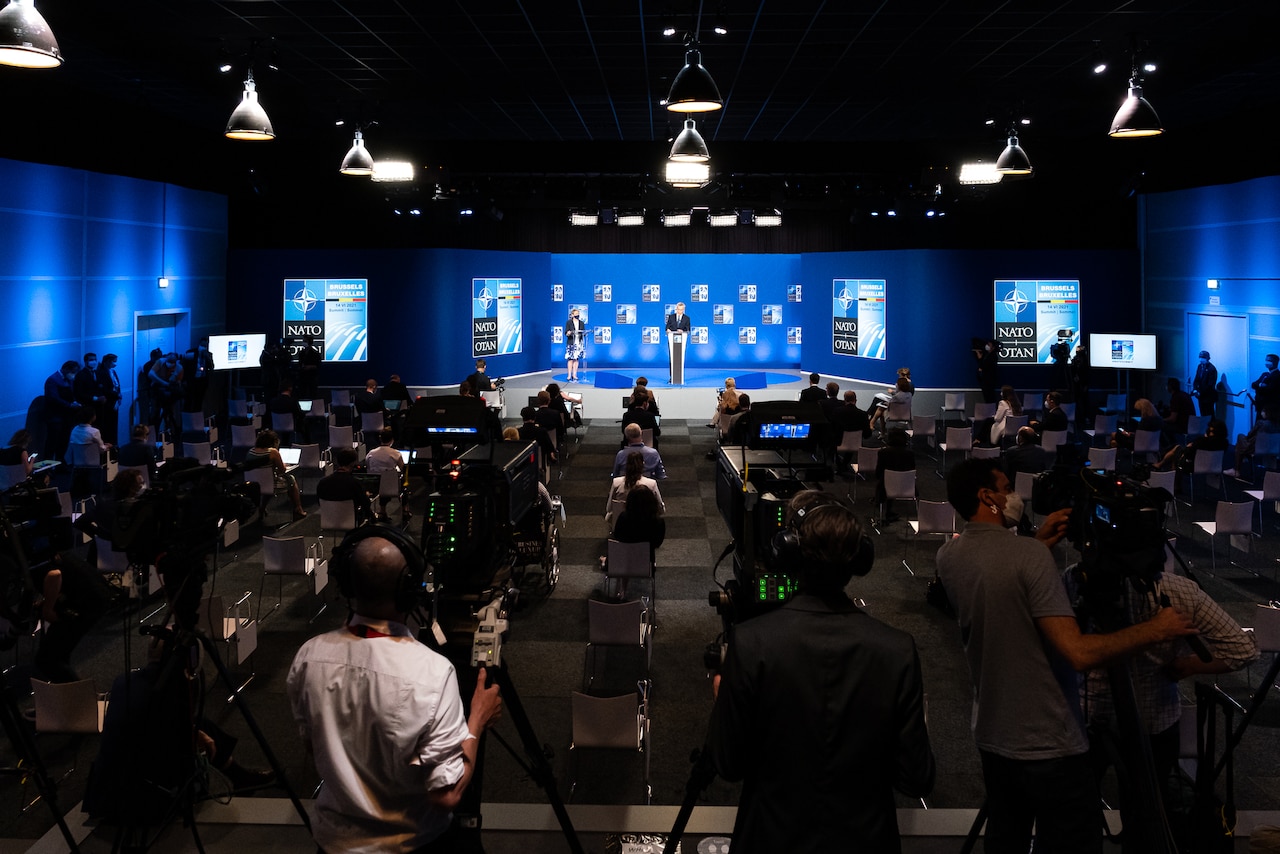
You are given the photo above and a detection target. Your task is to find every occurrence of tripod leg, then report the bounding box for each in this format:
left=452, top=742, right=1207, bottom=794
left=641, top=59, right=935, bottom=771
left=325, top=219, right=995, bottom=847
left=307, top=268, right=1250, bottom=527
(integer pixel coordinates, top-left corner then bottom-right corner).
left=959, top=801, right=987, bottom=854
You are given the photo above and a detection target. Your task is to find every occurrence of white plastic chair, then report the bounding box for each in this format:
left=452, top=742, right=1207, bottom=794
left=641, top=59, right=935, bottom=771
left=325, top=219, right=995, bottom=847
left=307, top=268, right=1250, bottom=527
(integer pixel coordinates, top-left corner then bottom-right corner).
left=568, top=684, right=651, bottom=805
left=850, top=447, right=879, bottom=502
left=258, top=535, right=329, bottom=622
left=937, top=426, right=972, bottom=474
left=906, top=500, right=956, bottom=577
left=1144, top=468, right=1179, bottom=523
left=880, top=469, right=917, bottom=528
left=1185, top=415, right=1210, bottom=439
left=319, top=498, right=359, bottom=534
left=243, top=466, right=277, bottom=521
left=1040, top=429, right=1068, bottom=453
left=1185, top=449, right=1225, bottom=505
left=1244, top=470, right=1280, bottom=534
left=972, top=402, right=998, bottom=421
left=941, top=392, right=966, bottom=421
left=1088, top=447, right=1118, bottom=472
left=1194, top=501, right=1255, bottom=574
left=911, top=415, right=937, bottom=459
left=1132, top=429, right=1162, bottom=463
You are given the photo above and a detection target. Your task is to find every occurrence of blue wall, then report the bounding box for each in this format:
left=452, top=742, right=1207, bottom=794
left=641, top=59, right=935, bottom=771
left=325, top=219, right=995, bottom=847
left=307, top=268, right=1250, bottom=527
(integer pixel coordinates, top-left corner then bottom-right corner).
left=229, top=246, right=1139, bottom=391
left=0, top=157, right=227, bottom=442
left=1142, top=175, right=1280, bottom=390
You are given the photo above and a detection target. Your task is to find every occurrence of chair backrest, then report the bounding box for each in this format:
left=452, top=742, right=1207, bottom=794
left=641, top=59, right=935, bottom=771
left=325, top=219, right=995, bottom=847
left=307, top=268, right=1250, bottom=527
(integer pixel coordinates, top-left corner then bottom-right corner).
left=1014, top=471, right=1037, bottom=503
left=31, top=679, right=102, bottom=734
left=1252, top=604, right=1280, bottom=653
left=319, top=498, right=358, bottom=532
left=0, top=463, right=28, bottom=490
left=231, top=424, right=257, bottom=448
left=856, top=447, right=879, bottom=475
left=328, top=424, right=354, bottom=449
left=308, top=399, right=328, bottom=417
left=181, top=412, right=206, bottom=432
left=244, top=466, right=275, bottom=497
left=198, top=595, right=232, bottom=640
left=972, top=402, right=998, bottom=420
left=942, top=392, right=965, bottom=413
left=117, top=463, right=150, bottom=489
left=836, top=429, right=863, bottom=454
left=68, top=443, right=102, bottom=467
left=360, top=411, right=386, bottom=433
left=1040, top=429, right=1067, bottom=451
left=182, top=441, right=212, bottom=465
left=1003, top=414, right=1029, bottom=435
left=1185, top=415, right=1209, bottom=437
left=885, top=400, right=912, bottom=424
left=606, top=539, right=653, bottom=579
left=571, top=691, right=642, bottom=749
left=883, top=468, right=916, bottom=500
left=1261, top=469, right=1280, bottom=501
left=378, top=470, right=402, bottom=498
left=1132, top=429, right=1162, bottom=454
left=588, top=599, right=647, bottom=646
left=916, top=500, right=956, bottom=535
left=94, top=536, right=130, bottom=572
left=1058, top=402, right=1076, bottom=422
left=944, top=426, right=972, bottom=451
left=1193, top=448, right=1224, bottom=476
left=230, top=399, right=251, bottom=417
left=331, top=389, right=351, bottom=407
left=970, top=445, right=1001, bottom=459
left=263, top=535, right=307, bottom=574
left=1215, top=501, right=1253, bottom=535
left=910, top=415, right=935, bottom=438
left=479, top=390, right=501, bottom=408
left=639, top=428, right=654, bottom=448
left=1255, top=430, right=1280, bottom=457
left=1088, top=447, right=1118, bottom=471
left=1092, top=414, right=1118, bottom=434
left=1145, top=468, right=1176, bottom=497
left=1106, top=393, right=1127, bottom=413
left=296, top=443, right=323, bottom=469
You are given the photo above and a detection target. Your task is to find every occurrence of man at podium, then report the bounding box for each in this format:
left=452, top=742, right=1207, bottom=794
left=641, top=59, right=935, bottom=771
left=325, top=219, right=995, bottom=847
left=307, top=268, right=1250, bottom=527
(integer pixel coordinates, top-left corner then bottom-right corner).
left=665, top=302, right=692, bottom=384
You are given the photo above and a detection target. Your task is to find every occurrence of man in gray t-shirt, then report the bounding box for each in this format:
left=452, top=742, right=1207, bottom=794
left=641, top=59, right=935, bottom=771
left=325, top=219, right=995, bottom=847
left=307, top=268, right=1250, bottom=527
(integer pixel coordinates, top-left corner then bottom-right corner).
left=936, top=459, right=1194, bottom=854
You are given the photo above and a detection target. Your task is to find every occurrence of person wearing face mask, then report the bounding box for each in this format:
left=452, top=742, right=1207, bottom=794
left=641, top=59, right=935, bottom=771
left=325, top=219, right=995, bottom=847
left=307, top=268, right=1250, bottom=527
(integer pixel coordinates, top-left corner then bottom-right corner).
left=974, top=337, right=1000, bottom=404
left=1190, top=350, right=1218, bottom=418
left=935, top=459, right=1197, bottom=854
left=43, top=360, right=83, bottom=462
left=181, top=336, right=215, bottom=414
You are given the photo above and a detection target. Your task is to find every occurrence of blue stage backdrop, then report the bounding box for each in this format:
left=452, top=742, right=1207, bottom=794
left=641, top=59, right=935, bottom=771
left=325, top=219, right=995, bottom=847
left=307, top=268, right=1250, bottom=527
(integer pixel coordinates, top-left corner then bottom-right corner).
left=229, top=247, right=1141, bottom=391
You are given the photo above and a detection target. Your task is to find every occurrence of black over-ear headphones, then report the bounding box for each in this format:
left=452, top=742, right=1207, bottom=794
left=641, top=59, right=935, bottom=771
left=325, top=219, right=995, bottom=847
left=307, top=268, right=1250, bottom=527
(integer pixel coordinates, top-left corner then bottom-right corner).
left=330, top=522, right=428, bottom=615
left=772, top=494, right=874, bottom=583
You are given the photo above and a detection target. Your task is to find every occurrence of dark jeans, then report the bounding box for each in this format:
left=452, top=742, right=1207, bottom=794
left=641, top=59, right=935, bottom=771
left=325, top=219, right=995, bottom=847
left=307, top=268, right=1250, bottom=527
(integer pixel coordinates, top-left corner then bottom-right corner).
left=979, top=749, right=1102, bottom=854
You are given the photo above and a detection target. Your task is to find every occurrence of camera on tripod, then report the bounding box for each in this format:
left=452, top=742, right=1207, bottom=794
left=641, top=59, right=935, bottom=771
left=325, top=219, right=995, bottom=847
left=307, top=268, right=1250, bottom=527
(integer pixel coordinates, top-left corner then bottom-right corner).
left=1049, top=328, right=1075, bottom=363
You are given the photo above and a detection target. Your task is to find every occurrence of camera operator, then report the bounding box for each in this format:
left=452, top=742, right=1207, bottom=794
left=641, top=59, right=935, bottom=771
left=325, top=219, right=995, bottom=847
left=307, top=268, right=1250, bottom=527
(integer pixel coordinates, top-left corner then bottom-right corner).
left=704, top=490, right=934, bottom=852
left=287, top=531, right=502, bottom=853
left=936, top=459, right=1196, bottom=854
left=1079, top=569, right=1258, bottom=794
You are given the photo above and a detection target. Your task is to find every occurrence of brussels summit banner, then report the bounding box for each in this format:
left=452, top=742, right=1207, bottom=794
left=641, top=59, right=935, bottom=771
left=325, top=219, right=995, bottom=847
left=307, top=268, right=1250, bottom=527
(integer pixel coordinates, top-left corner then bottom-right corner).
left=282, top=278, right=368, bottom=361
left=832, top=278, right=886, bottom=359
left=993, top=279, right=1080, bottom=364
left=473, top=277, right=523, bottom=358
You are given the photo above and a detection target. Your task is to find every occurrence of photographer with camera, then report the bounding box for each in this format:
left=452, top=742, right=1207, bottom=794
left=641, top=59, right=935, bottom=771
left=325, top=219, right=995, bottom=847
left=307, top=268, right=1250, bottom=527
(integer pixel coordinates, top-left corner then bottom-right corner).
left=704, top=490, right=934, bottom=852
left=936, top=459, right=1197, bottom=854
left=288, top=528, right=502, bottom=853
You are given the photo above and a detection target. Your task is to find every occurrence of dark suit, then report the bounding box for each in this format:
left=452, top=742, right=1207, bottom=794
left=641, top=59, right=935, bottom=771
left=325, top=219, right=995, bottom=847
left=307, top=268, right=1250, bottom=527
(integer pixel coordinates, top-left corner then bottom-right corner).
left=1192, top=361, right=1218, bottom=416
left=706, top=592, right=934, bottom=853
left=621, top=406, right=660, bottom=442
left=1035, top=406, right=1068, bottom=435
left=798, top=385, right=825, bottom=404
left=518, top=422, right=557, bottom=466
left=96, top=364, right=123, bottom=446
left=534, top=406, right=565, bottom=448
left=1004, top=443, right=1049, bottom=480
left=316, top=470, right=372, bottom=522
left=664, top=312, right=691, bottom=333
left=829, top=403, right=872, bottom=441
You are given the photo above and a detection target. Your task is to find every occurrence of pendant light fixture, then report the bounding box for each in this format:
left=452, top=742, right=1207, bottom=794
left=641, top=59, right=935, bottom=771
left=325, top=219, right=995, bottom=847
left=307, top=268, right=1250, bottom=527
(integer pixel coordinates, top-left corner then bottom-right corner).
left=225, top=69, right=275, bottom=140
left=0, top=0, right=62, bottom=68
left=995, top=122, right=1033, bottom=176
left=664, top=44, right=722, bottom=113
left=669, top=119, right=710, bottom=162
left=340, top=130, right=374, bottom=175
left=1109, top=38, right=1163, bottom=138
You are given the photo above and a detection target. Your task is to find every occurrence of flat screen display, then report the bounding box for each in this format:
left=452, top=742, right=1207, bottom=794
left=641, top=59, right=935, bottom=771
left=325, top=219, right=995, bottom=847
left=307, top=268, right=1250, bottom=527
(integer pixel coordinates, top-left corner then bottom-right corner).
left=426, top=426, right=480, bottom=435
left=208, top=333, right=266, bottom=371
left=758, top=423, right=811, bottom=441
left=1088, top=333, right=1158, bottom=370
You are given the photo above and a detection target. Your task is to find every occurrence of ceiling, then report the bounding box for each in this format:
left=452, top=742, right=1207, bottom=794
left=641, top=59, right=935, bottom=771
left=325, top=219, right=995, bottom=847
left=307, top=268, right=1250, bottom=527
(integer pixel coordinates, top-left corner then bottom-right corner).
left=5, top=0, right=1278, bottom=247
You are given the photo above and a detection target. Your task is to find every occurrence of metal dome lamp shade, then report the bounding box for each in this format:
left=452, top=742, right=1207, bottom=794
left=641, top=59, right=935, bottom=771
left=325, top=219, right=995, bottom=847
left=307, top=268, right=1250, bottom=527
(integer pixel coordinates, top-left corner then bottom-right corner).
left=1109, top=78, right=1163, bottom=137
left=665, top=48, right=722, bottom=112
left=225, top=71, right=275, bottom=140
left=995, top=133, right=1032, bottom=175
left=669, top=119, right=709, bottom=162
left=340, top=130, right=374, bottom=175
left=0, top=0, right=62, bottom=68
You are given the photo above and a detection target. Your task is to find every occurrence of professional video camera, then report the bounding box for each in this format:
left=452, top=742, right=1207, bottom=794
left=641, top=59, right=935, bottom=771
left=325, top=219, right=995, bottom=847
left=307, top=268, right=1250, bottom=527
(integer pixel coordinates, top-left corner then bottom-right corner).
left=709, top=400, right=827, bottom=628
left=1049, top=327, right=1075, bottom=363
left=114, top=462, right=256, bottom=568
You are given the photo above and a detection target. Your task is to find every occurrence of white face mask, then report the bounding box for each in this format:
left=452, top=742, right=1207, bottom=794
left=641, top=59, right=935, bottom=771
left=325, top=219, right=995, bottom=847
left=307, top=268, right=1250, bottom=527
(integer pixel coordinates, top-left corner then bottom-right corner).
left=1002, top=492, right=1024, bottom=526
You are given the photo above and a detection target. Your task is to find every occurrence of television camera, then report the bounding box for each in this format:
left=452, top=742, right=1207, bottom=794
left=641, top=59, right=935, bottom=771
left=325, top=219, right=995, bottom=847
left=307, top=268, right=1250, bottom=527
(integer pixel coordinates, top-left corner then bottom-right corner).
left=1049, top=327, right=1076, bottom=363
left=709, top=400, right=829, bottom=630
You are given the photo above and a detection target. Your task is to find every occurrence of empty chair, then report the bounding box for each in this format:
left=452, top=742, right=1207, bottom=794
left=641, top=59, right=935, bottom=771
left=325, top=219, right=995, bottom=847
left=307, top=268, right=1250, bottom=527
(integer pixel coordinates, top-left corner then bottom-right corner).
left=243, top=466, right=277, bottom=520
left=1244, top=470, right=1280, bottom=534
left=1144, top=468, right=1179, bottom=523
left=850, top=447, right=880, bottom=502
left=1194, top=501, right=1255, bottom=574
left=258, top=535, right=329, bottom=623
left=1250, top=430, right=1280, bottom=479
left=1058, top=402, right=1076, bottom=425
left=937, top=426, right=973, bottom=473
left=1088, top=447, right=1118, bottom=472
left=331, top=389, right=351, bottom=408
left=910, top=416, right=937, bottom=459
left=1185, top=448, right=1226, bottom=505
left=198, top=594, right=257, bottom=696
left=319, top=498, right=359, bottom=534
left=1039, top=429, right=1068, bottom=453
left=30, top=678, right=107, bottom=783
left=906, top=500, right=957, bottom=577
left=292, top=443, right=329, bottom=496
left=1014, top=471, right=1038, bottom=506
left=834, top=428, right=864, bottom=475
left=377, top=470, right=404, bottom=518
left=1085, top=414, right=1118, bottom=445
left=327, top=424, right=354, bottom=452
left=181, top=411, right=215, bottom=443
left=568, top=685, right=651, bottom=805
left=359, top=410, right=386, bottom=435
left=1101, top=393, right=1128, bottom=415
left=879, top=468, right=917, bottom=529
left=229, top=424, right=257, bottom=464
left=182, top=441, right=213, bottom=466
left=1185, top=415, right=1210, bottom=439
left=0, top=463, right=28, bottom=489
left=604, top=539, right=655, bottom=607
left=970, top=445, right=1001, bottom=460
left=307, top=399, right=329, bottom=420
left=940, top=392, right=966, bottom=421
left=584, top=599, right=651, bottom=692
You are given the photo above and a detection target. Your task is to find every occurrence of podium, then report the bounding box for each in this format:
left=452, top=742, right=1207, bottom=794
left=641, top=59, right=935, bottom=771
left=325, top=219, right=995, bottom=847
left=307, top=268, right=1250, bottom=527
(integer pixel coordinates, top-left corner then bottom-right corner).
left=668, top=331, right=687, bottom=385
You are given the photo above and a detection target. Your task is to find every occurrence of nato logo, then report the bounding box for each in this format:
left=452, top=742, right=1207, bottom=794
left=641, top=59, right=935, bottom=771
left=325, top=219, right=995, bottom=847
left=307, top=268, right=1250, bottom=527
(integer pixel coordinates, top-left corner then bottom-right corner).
left=713, top=304, right=733, bottom=325
left=691, top=284, right=709, bottom=302
left=594, top=284, right=612, bottom=302
left=788, top=284, right=802, bottom=303
left=552, top=284, right=563, bottom=302
left=474, top=285, right=495, bottom=313
left=285, top=282, right=325, bottom=321
left=642, top=284, right=661, bottom=302
left=739, top=284, right=757, bottom=303
left=997, top=286, right=1032, bottom=321
left=788, top=326, right=802, bottom=345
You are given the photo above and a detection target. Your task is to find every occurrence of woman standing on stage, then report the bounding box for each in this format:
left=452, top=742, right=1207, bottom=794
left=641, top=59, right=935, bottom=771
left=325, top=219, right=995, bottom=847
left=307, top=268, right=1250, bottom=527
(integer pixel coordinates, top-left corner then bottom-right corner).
left=564, top=307, right=587, bottom=383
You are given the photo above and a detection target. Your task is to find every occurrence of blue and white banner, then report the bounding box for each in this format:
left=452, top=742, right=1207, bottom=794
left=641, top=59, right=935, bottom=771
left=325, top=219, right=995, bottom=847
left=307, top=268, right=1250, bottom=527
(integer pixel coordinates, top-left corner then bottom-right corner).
left=283, top=278, right=368, bottom=362
left=993, top=279, right=1080, bottom=364
left=832, top=278, right=886, bottom=360
left=472, top=277, right=522, bottom=358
